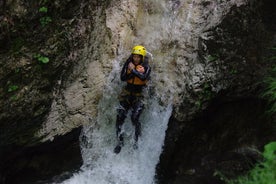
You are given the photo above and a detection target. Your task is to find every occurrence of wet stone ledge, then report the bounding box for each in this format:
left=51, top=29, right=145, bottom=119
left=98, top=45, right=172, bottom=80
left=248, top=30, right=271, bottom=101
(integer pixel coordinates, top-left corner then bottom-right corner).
left=0, top=127, right=83, bottom=184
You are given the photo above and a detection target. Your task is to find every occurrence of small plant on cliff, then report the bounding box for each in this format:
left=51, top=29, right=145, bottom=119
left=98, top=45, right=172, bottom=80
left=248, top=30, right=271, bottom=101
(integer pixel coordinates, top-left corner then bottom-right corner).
left=39, top=6, right=48, bottom=13
left=261, top=66, right=276, bottom=113
left=38, top=6, right=52, bottom=27
left=195, top=82, right=214, bottom=109
left=226, top=47, right=276, bottom=184
left=268, top=47, right=276, bottom=61
left=261, top=45, right=276, bottom=113
left=34, top=54, right=49, bottom=64
left=40, top=16, right=52, bottom=27
left=207, top=54, right=219, bottom=62
left=226, top=142, right=276, bottom=184
left=8, top=85, right=19, bottom=92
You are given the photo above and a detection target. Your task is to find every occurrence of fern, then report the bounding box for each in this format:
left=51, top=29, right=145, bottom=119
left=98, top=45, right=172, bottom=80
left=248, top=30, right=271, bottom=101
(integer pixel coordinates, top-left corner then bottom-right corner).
left=227, top=142, right=276, bottom=184
left=262, top=67, right=276, bottom=113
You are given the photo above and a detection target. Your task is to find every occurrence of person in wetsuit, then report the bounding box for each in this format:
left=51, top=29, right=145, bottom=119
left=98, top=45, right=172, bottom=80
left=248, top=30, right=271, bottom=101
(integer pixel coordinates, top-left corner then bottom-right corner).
left=114, top=45, right=151, bottom=154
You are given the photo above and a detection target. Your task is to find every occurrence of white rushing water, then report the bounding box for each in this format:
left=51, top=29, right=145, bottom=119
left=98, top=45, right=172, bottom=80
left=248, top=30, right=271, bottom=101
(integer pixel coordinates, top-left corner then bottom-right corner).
left=61, top=61, right=172, bottom=184
left=47, top=0, right=248, bottom=183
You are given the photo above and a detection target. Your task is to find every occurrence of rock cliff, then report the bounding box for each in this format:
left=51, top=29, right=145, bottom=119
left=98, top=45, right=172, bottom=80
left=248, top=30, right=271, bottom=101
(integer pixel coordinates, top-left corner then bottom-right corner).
left=0, top=0, right=275, bottom=183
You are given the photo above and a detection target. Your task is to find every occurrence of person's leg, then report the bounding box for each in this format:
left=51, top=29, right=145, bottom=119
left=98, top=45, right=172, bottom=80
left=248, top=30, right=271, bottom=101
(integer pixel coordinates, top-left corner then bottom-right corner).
left=116, top=101, right=129, bottom=143
left=131, top=100, right=144, bottom=145
left=114, top=101, right=129, bottom=153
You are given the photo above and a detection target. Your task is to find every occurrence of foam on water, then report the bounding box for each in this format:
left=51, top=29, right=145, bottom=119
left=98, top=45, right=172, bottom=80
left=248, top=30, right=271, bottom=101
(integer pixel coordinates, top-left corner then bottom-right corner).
left=61, top=60, right=172, bottom=184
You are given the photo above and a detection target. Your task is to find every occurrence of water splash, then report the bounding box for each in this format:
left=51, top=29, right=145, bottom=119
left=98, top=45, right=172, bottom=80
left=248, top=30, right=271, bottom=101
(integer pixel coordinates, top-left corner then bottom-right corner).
left=61, top=61, right=172, bottom=184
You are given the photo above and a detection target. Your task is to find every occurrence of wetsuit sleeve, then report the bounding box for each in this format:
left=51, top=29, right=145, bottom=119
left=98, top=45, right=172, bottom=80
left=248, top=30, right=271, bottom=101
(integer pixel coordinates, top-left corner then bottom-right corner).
left=131, top=65, right=151, bottom=81
left=120, top=60, right=135, bottom=81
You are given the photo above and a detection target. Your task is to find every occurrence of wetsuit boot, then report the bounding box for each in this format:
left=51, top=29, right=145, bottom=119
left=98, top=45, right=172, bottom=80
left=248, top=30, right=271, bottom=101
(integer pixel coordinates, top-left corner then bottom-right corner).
left=133, top=121, right=141, bottom=150
left=114, top=128, right=124, bottom=154
left=131, top=102, right=143, bottom=150
left=114, top=111, right=126, bottom=154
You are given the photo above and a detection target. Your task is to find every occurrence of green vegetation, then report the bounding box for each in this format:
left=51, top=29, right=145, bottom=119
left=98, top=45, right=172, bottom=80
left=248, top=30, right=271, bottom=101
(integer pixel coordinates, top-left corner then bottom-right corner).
left=261, top=66, right=276, bottom=113
left=15, top=68, right=20, bottom=73
left=39, top=6, right=48, bottom=13
left=195, top=82, right=214, bottom=109
left=230, top=69, right=238, bottom=74
left=8, top=85, right=19, bottom=92
left=11, top=37, right=25, bottom=52
left=266, top=47, right=276, bottom=61
left=226, top=142, right=276, bottom=184
left=40, top=16, right=52, bottom=27
left=34, top=54, right=50, bottom=64
left=207, top=54, right=219, bottom=62
left=39, top=5, right=52, bottom=27
left=261, top=45, right=276, bottom=113
left=225, top=47, right=276, bottom=184
left=10, top=95, right=18, bottom=101
left=195, top=101, right=202, bottom=108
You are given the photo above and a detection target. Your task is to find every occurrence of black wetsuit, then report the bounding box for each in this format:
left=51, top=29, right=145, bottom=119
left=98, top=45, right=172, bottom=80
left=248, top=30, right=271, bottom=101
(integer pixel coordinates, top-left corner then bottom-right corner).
left=115, top=55, right=151, bottom=150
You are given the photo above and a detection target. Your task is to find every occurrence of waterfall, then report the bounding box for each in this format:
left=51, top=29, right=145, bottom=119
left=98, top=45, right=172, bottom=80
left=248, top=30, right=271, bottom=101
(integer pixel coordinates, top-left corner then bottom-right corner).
left=61, top=60, right=172, bottom=184
left=52, top=1, right=248, bottom=183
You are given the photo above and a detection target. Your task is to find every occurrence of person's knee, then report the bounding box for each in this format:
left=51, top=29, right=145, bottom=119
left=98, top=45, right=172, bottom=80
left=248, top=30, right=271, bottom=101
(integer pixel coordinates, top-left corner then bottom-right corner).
left=134, top=120, right=141, bottom=140
left=131, top=112, right=139, bottom=123
left=117, top=108, right=127, bottom=122
left=131, top=105, right=143, bottom=123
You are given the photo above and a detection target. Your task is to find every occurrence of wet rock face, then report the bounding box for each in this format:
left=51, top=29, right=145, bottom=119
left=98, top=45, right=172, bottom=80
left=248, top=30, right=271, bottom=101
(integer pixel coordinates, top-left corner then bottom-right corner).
left=0, top=0, right=112, bottom=141
left=157, top=98, right=273, bottom=184
left=1, top=0, right=80, bottom=146
left=0, top=0, right=276, bottom=183
left=0, top=0, right=96, bottom=183
left=1, top=0, right=255, bottom=146
left=0, top=128, right=83, bottom=184
left=157, top=0, right=276, bottom=183
left=174, top=0, right=274, bottom=121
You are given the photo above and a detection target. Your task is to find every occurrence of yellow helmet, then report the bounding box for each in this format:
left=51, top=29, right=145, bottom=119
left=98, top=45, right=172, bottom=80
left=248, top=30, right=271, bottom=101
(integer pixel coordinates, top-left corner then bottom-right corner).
left=132, top=45, right=146, bottom=57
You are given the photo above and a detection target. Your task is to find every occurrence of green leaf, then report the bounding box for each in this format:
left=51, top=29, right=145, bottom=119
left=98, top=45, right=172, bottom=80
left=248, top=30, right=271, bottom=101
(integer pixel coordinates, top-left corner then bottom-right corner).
left=207, top=55, right=218, bottom=62
left=8, top=85, right=19, bottom=92
left=263, top=142, right=276, bottom=161
left=10, top=95, right=18, bottom=101
left=39, top=16, right=52, bottom=26
left=268, top=56, right=276, bottom=61
left=34, top=54, right=50, bottom=64
left=38, top=56, right=49, bottom=64
left=33, top=53, right=41, bottom=59
left=15, top=68, right=20, bottom=73
left=39, top=7, right=48, bottom=13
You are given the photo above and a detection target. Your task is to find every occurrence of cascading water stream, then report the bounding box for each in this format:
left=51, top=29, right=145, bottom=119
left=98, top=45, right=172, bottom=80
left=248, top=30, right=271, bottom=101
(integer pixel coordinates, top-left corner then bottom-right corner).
left=58, top=1, right=202, bottom=183
left=61, top=60, right=172, bottom=184
left=58, top=1, right=186, bottom=183
left=54, top=1, right=249, bottom=183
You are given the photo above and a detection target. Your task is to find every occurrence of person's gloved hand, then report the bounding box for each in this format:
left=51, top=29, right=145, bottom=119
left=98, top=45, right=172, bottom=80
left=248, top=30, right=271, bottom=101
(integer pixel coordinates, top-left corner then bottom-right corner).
left=128, top=62, right=135, bottom=70
left=127, top=62, right=135, bottom=74
left=136, top=65, right=145, bottom=73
